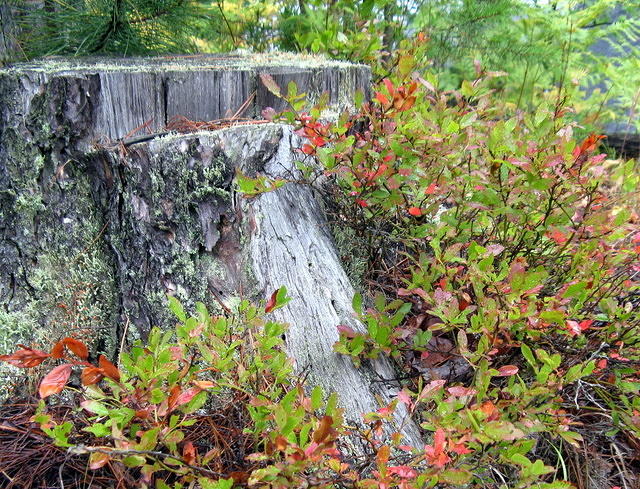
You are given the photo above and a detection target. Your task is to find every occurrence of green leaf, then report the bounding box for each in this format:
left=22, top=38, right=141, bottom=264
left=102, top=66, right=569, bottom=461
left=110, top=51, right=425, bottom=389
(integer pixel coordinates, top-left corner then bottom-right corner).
left=198, top=478, right=234, bottom=489
left=398, top=55, right=414, bottom=77
left=311, top=385, right=323, bottom=411
left=137, top=427, right=160, bottom=451
left=123, top=455, right=146, bottom=467
left=325, top=392, right=338, bottom=417
left=440, top=469, right=472, bottom=485
left=168, top=296, right=186, bottom=322
left=352, top=293, right=363, bottom=315
left=83, top=423, right=110, bottom=437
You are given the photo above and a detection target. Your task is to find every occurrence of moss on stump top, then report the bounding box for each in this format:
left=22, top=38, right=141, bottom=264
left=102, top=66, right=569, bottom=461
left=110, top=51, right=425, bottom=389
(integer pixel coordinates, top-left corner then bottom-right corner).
left=2, top=52, right=367, bottom=74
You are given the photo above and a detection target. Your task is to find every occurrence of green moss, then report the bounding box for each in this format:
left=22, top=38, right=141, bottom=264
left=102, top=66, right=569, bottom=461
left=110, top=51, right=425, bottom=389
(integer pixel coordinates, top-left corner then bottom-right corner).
left=329, top=224, right=368, bottom=291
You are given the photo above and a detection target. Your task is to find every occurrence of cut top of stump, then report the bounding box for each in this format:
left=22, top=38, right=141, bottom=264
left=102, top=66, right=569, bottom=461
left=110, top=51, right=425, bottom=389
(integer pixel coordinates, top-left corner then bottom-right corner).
left=0, top=53, right=370, bottom=142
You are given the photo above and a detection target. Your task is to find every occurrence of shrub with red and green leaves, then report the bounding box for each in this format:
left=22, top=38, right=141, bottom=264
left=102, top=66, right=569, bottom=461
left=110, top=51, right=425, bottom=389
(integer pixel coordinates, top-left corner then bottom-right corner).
left=261, top=36, right=640, bottom=488
left=2, top=36, right=639, bottom=489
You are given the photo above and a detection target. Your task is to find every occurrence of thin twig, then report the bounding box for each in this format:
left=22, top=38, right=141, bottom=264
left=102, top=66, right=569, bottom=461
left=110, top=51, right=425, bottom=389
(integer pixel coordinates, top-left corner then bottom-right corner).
left=67, top=445, right=227, bottom=479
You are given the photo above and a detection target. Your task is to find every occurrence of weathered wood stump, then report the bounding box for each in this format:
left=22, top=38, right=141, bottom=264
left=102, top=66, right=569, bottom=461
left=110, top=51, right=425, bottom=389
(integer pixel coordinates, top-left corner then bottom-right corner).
left=0, top=55, right=422, bottom=446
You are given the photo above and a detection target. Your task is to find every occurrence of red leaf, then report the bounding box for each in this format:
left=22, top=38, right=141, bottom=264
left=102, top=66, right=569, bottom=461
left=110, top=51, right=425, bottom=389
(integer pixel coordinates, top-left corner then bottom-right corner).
left=375, top=92, right=389, bottom=106
left=63, top=337, right=89, bottom=360
left=336, top=324, right=357, bottom=338
left=566, top=320, right=581, bottom=336
left=397, top=389, right=413, bottom=407
left=173, top=387, right=202, bottom=409
left=265, top=289, right=278, bottom=313
left=301, top=144, right=315, bottom=155
left=496, top=365, right=519, bottom=377
left=548, top=229, right=568, bottom=245
left=2, top=348, right=49, bottom=368
left=408, top=207, right=422, bottom=217
left=383, top=78, right=395, bottom=96
left=0, top=346, right=51, bottom=368
left=81, top=366, right=104, bottom=386
left=182, top=441, right=197, bottom=465
left=39, top=363, right=73, bottom=398
left=388, top=465, right=417, bottom=478
left=417, top=379, right=447, bottom=402
left=447, top=386, right=477, bottom=397
left=425, top=182, right=438, bottom=194
left=424, top=428, right=451, bottom=468
left=450, top=441, right=473, bottom=455
left=98, top=355, right=121, bottom=382
left=433, top=428, right=447, bottom=454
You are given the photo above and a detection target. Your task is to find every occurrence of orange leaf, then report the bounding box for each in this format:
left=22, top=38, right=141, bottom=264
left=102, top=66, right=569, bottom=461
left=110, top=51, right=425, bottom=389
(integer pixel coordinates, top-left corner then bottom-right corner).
left=98, top=355, right=121, bottom=382
left=81, top=366, right=104, bottom=386
left=275, top=435, right=289, bottom=451
left=376, top=444, right=390, bottom=465
left=39, top=363, right=72, bottom=398
left=573, top=134, right=605, bottom=158
left=425, top=182, right=438, bottom=194
left=182, top=441, right=197, bottom=465
left=398, top=95, right=416, bottom=112
left=168, top=385, right=182, bottom=411
left=63, top=337, right=89, bottom=360
left=312, top=415, right=334, bottom=443
left=50, top=340, right=65, bottom=359
left=89, top=452, right=110, bottom=470
left=192, top=380, right=216, bottom=389
left=0, top=346, right=50, bottom=368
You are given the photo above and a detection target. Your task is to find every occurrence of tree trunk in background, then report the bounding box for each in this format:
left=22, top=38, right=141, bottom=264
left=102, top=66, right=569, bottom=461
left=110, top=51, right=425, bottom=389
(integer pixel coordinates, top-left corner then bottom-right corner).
left=0, top=3, right=18, bottom=63
left=0, top=55, right=423, bottom=446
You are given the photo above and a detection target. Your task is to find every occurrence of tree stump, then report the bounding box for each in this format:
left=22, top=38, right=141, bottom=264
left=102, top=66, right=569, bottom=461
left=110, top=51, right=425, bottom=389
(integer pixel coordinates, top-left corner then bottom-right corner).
left=0, top=55, right=422, bottom=446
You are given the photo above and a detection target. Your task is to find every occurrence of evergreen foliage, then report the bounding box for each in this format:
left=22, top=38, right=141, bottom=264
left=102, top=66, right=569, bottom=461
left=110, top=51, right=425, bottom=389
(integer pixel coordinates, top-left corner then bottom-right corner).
left=9, top=0, right=211, bottom=57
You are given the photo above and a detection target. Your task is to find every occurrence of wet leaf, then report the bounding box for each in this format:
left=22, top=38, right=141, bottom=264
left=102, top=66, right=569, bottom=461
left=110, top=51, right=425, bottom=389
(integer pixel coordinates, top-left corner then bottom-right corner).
left=81, top=367, right=104, bottom=386
left=98, top=355, right=121, bottom=382
left=63, top=338, right=88, bottom=360
left=0, top=346, right=50, bottom=368
left=39, top=363, right=72, bottom=398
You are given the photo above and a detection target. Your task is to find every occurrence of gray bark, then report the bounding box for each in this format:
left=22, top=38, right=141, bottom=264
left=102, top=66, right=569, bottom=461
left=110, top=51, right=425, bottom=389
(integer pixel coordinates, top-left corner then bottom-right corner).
left=0, top=56, right=422, bottom=447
